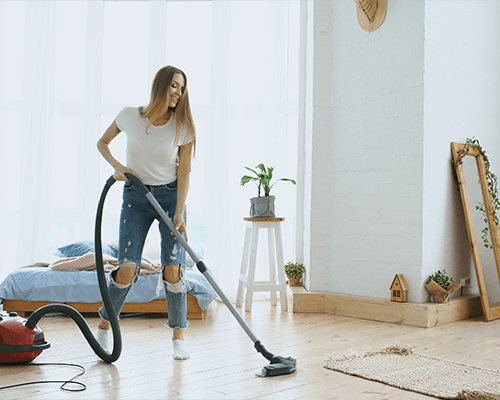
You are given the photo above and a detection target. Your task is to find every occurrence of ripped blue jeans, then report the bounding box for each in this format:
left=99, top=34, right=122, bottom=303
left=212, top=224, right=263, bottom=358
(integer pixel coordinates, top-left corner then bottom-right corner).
left=99, top=180, right=188, bottom=330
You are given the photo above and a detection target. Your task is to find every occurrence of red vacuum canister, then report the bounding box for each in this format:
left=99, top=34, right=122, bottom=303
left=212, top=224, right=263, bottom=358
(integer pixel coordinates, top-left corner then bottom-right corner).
left=0, top=312, right=50, bottom=364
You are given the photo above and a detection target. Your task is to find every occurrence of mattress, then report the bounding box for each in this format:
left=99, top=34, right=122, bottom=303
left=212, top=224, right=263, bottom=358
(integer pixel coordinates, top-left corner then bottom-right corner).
left=0, top=267, right=216, bottom=311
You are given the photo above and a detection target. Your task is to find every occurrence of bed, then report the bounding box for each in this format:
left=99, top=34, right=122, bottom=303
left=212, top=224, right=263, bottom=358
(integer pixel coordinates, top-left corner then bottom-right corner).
left=0, top=239, right=217, bottom=319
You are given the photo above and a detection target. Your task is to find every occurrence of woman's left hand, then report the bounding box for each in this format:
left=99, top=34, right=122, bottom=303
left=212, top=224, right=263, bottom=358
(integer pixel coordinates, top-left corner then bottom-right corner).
left=173, top=213, right=188, bottom=242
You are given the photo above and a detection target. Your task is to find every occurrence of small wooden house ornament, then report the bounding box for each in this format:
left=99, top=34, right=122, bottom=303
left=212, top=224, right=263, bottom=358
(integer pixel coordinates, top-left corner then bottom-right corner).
left=390, top=274, right=408, bottom=302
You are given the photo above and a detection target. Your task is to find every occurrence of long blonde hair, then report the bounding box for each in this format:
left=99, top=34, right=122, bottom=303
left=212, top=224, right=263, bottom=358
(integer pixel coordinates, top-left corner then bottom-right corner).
left=139, top=65, right=196, bottom=154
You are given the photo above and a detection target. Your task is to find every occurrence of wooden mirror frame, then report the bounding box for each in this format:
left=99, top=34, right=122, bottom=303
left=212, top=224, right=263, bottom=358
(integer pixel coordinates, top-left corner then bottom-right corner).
left=451, top=142, right=500, bottom=321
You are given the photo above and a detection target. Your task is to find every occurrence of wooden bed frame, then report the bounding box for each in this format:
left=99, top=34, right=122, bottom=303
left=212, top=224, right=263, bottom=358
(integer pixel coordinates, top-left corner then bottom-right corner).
left=2, top=292, right=205, bottom=319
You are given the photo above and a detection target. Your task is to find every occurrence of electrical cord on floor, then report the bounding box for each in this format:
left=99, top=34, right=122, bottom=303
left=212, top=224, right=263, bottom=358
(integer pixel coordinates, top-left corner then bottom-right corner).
left=0, top=362, right=86, bottom=392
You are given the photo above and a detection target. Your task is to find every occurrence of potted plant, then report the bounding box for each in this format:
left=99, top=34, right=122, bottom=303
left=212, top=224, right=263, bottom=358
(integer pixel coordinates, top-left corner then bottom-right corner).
left=284, top=262, right=305, bottom=287
left=425, top=269, right=461, bottom=303
left=240, top=163, right=296, bottom=218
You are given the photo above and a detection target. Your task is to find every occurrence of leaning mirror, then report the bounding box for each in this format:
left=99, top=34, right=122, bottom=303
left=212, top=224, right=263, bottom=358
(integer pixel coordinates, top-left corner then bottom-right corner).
left=451, top=142, right=500, bottom=321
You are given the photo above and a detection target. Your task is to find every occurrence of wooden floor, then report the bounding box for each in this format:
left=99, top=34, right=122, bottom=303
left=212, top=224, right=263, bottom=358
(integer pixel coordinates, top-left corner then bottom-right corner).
left=2, top=292, right=500, bottom=400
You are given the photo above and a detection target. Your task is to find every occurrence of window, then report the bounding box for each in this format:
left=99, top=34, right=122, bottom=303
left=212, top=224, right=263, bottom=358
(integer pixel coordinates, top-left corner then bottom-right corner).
left=0, top=1, right=300, bottom=289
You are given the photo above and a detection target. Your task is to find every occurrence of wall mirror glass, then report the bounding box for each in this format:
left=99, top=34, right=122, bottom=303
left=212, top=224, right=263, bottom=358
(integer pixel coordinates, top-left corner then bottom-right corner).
left=451, top=142, right=500, bottom=321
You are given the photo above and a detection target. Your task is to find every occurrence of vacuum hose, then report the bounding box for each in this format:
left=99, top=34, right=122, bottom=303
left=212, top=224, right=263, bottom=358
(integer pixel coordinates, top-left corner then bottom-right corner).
left=25, top=176, right=121, bottom=363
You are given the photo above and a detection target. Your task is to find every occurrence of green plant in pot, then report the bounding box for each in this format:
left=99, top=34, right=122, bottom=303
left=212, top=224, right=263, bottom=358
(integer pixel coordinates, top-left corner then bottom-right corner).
left=240, top=163, right=296, bottom=218
left=284, top=262, right=305, bottom=287
left=425, top=269, right=461, bottom=303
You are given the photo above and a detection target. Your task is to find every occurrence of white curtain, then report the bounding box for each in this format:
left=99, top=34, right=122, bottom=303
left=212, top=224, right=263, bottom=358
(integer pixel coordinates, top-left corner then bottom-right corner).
left=0, top=1, right=59, bottom=278
left=206, top=0, right=298, bottom=298
left=0, top=0, right=299, bottom=299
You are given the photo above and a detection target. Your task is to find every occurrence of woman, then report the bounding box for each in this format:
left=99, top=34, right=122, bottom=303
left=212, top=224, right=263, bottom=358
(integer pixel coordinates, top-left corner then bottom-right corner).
left=96, top=65, right=196, bottom=360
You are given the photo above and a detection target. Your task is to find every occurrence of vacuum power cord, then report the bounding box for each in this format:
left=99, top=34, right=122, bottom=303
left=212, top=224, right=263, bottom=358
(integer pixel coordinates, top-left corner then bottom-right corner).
left=0, top=362, right=86, bottom=392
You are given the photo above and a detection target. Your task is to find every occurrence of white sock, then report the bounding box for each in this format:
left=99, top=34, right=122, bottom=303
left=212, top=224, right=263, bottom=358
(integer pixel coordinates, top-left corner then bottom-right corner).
left=97, top=326, right=111, bottom=352
left=173, top=339, right=190, bottom=360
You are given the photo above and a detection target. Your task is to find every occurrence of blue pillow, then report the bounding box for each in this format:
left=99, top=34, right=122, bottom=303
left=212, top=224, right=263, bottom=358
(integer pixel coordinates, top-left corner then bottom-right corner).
left=55, top=240, right=118, bottom=258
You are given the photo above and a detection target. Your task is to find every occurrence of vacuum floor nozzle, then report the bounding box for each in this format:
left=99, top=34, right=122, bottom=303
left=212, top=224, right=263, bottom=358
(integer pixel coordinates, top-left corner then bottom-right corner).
left=259, top=357, right=297, bottom=377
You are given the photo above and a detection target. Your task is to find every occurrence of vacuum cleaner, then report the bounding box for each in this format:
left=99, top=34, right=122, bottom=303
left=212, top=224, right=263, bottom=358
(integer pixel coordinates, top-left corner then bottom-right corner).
left=0, top=173, right=124, bottom=365
left=0, top=173, right=296, bottom=377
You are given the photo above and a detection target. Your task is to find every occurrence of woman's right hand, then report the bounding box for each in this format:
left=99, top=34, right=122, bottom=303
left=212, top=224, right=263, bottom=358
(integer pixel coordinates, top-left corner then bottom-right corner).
left=113, top=164, right=132, bottom=182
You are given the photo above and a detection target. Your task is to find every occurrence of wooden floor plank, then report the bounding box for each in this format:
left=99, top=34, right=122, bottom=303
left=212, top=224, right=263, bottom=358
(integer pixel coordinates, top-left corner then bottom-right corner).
left=1, top=296, right=500, bottom=399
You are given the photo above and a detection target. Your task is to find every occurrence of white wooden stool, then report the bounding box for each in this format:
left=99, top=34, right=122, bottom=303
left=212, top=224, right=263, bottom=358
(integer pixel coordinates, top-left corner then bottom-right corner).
left=236, top=217, right=288, bottom=312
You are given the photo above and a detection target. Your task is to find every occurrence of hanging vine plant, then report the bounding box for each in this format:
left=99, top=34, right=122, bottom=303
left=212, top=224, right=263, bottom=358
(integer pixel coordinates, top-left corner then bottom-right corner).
left=453, top=137, right=500, bottom=248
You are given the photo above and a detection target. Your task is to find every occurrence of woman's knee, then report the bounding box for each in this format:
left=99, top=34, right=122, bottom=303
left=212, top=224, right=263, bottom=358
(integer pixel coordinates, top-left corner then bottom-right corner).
left=114, top=261, right=138, bottom=285
left=163, top=264, right=181, bottom=283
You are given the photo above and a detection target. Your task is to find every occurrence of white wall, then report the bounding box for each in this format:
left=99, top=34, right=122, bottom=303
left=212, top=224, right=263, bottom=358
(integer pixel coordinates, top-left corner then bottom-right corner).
left=298, top=0, right=500, bottom=302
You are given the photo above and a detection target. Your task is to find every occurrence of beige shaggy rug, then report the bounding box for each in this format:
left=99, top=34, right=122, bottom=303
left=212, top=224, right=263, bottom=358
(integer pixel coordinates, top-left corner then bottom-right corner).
left=324, top=343, right=500, bottom=400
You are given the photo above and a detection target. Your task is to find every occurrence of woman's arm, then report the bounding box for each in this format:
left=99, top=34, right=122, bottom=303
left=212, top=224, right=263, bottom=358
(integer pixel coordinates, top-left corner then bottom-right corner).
left=173, top=141, right=194, bottom=240
left=97, top=120, right=131, bottom=181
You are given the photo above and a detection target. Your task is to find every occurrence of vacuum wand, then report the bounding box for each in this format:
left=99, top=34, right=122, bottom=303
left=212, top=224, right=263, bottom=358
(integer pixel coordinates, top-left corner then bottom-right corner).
left=124, top=173, right=296, bottom=376
left=126, top=174, right=258, bottom=341
left=145, top=191, right=259, bottom=342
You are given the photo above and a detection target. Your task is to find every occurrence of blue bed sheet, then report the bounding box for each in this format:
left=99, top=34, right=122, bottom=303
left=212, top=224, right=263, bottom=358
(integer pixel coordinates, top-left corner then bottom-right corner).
left=0, top=267, right=216, bottom=311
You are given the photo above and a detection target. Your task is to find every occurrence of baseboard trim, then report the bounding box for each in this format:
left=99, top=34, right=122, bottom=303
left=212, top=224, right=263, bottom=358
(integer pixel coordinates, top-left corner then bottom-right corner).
left=290, top=286, right=483, bottom=328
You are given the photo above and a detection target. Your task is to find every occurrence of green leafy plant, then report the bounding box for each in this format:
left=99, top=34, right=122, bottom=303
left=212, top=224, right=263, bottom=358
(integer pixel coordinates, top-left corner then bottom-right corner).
left=476, top=203, right=492, bottom=248
left=426, top=269, right=454, bottom=290
left=284, top=262, right=305, bottom=278
left=240, top=163, right=296, bottom=197
left=453, top=137, right=500, bottom=248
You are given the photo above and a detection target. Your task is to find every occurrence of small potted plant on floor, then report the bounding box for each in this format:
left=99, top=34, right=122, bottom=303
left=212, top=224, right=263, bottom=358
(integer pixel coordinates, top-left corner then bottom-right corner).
left=240, top=163, right=296, bottom=218
left=425, top=269, right=461, bottom=303
left=285, top=262, right=305, bottom=287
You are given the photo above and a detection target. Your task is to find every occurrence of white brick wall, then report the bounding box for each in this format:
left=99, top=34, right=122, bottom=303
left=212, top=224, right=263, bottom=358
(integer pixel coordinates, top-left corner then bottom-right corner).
left=298, top=1, right=500, bottom=302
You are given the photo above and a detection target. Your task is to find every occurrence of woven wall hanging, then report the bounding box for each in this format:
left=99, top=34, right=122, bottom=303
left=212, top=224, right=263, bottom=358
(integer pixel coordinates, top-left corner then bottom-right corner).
left=355, top=0, right=387, bottom=32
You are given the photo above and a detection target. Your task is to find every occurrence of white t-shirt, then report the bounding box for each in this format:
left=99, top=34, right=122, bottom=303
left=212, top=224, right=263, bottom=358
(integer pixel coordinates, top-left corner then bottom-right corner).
left=115, top=107, right=193, bottom=186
